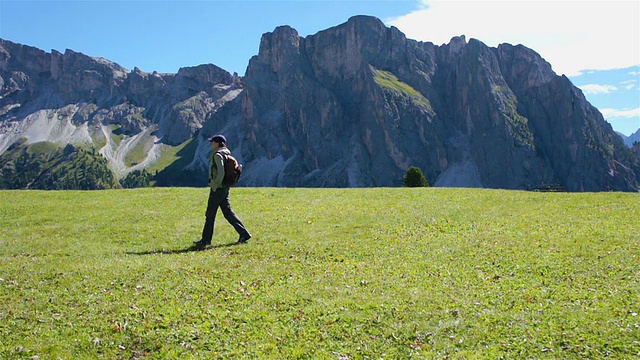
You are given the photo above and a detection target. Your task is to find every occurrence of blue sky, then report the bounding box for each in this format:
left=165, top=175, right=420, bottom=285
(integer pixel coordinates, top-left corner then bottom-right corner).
left=1, top=0, right=638, bottom=135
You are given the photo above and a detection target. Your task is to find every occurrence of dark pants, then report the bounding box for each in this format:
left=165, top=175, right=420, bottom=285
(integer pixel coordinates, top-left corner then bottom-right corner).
left=201, top=187, right=250, bottom=243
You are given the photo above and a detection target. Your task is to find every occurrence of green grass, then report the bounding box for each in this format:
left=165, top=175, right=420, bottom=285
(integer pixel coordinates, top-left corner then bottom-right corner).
left=1, top=188, right=638, bottom=359
left=150, top=139, right=201, bottom=187
left=372, top=68, right=433, bottom=112
left=25, top=141, right=60, bottom=155
left=110, top=124, right=125, bottom=146
left=90, top=125, right=108, bottom=151
left=125, top=136, right=152, bottom=167
left=491, top=85, right=534, bottom=147
left=147, top=138, right=194, bottom=176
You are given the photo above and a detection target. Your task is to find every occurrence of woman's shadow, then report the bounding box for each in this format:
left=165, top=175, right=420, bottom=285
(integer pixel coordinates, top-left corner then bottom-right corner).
left=126, top=242, right=240, bottom=256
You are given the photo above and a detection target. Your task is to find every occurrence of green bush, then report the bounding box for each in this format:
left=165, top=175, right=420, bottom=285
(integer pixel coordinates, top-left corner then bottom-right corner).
left=403, top=166, right=428, bottom=187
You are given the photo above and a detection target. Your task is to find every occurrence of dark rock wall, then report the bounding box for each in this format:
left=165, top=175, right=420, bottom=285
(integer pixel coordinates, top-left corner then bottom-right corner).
left=211, top=15, right=638, bottom=190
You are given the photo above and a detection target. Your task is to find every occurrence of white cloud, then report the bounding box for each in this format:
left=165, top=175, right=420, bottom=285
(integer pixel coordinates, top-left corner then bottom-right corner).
left=600, top=107, right=640, bottom=119
left=620, top=80, right=637, bottom=90
left=387, top=0, right=640, bottom=76
left=579, top=84, right=618, bottom=95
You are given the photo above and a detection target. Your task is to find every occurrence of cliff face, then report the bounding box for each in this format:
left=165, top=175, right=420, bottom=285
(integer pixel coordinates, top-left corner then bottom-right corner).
left=1, top=15, right=638, bottom=191
left=205, top=15, right=638, bottom=191
left=0, top=38, right=241, bottom=179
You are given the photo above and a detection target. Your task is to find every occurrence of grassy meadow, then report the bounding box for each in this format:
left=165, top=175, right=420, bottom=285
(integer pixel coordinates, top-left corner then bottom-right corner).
left=0, top=187, right=638, bottom=359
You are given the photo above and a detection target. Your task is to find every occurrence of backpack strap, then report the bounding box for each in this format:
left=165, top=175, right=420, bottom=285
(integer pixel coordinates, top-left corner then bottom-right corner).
left=214, top=149, right=230, bottom=169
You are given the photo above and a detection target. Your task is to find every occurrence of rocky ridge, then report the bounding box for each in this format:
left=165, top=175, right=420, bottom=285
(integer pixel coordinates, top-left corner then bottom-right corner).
left=1, top=16, right=639, bottom=191
left=0, top=39, right=241, bottom=178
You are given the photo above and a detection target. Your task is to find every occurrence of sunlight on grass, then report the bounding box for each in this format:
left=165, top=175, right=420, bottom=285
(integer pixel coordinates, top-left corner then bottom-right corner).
left=124, top=137, right=152, bottom=167
left=0, top=188, right=638, bottom=358
left=372, top=67, right=433, bottom=112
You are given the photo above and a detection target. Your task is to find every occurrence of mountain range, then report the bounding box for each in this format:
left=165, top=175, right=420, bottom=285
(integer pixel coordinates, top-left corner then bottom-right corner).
left=1, top=16, right=639, bottom=191
left=619, top=129, right=640, bottom=147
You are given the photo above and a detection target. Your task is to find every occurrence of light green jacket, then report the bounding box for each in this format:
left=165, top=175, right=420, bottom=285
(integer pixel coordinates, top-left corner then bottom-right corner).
left=208, top=148, right=228, bottom=190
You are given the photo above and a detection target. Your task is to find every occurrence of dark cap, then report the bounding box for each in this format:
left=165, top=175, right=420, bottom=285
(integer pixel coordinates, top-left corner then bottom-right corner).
left=208, top=134, right=226, bottom=144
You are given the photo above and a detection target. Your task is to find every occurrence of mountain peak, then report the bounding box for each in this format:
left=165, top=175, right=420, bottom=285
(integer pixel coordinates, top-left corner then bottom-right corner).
left=233, top=16, right=639, bottom=190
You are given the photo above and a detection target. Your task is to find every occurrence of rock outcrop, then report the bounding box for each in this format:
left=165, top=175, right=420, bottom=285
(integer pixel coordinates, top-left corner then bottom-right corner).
left=0, top=38, right=241, bottom=179
left=199, top=15, right=638, bottom=191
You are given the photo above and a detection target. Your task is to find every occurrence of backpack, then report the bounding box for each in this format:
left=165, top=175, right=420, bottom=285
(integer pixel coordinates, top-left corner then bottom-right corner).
left=218, top=150, right=242, bottom=186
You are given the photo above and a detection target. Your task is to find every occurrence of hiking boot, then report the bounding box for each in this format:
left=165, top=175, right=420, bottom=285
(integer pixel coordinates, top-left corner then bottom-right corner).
left=193, top=240, right=211, bottom=248
left=237, top=235, right=251, bottom=244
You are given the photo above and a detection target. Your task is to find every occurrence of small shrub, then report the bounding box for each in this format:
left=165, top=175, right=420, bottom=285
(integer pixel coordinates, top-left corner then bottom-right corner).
left=403, top=166, right=428, bottom=187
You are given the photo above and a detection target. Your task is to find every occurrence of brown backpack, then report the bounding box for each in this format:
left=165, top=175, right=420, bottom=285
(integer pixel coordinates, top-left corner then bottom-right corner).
left=218, top=151, right=242, bottom=186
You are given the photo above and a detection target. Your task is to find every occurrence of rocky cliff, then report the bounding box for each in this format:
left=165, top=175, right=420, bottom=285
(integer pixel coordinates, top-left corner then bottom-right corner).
left=0, top=38, right=241, bottom=180
left=201, top=15, right=638, bottom=191
left=1, top=16, right=639, bottom=191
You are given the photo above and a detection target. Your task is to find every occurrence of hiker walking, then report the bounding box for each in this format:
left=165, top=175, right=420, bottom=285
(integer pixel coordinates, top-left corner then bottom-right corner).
left=194, top=134, right=251, bottom=248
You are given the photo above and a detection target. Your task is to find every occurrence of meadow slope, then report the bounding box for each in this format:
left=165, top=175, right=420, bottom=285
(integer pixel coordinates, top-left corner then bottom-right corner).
left=0, top=188, right=638, bottom=359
